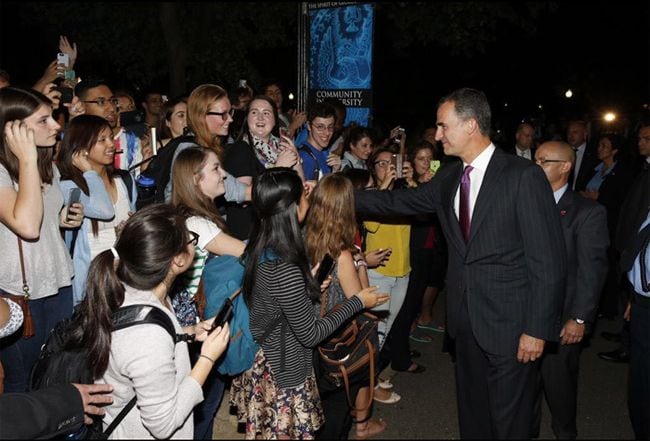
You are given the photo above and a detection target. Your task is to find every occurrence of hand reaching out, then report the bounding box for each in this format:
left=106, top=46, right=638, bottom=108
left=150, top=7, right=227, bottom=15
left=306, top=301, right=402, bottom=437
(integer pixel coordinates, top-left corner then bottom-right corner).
left=59, top=35, right=78, bottom=68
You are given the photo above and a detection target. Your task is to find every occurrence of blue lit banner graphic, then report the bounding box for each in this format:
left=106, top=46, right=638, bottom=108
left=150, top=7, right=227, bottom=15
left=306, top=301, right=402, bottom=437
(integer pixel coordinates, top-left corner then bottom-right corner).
left=308, top=2, right=374, bottom=126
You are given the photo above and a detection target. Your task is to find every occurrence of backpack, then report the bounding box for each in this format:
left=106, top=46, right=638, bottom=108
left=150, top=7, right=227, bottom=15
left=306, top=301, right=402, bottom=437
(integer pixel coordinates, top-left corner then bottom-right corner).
left=201, top=254, right=256, bottom=376
left=137, top=134, right=196, bottom=206
left=30, top=304, right=188, bottom=439
left=201, top=253, right=283, bottom=376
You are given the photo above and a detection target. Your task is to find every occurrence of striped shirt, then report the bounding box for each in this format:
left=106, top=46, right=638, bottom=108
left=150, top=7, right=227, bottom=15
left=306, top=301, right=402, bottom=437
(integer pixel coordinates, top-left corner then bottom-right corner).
left=249, top=259, right=364, bottom=389
left=183, top=216, right=221, bottom=297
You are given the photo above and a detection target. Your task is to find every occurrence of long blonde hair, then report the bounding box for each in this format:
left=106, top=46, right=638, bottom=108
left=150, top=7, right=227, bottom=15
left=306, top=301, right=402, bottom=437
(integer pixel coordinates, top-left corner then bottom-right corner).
left=171, top=146, right=227, bottom=232
left=187, top=84, right=228, bottom=160
left=304, top=173, right=357, bottom=265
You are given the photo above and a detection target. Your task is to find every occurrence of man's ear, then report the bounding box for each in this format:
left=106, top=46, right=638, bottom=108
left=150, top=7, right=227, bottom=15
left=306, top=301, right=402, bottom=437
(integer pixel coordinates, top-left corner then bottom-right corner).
left=562, top=161, right=573, bottom=175
left=464, top=118, right=478, bottom=135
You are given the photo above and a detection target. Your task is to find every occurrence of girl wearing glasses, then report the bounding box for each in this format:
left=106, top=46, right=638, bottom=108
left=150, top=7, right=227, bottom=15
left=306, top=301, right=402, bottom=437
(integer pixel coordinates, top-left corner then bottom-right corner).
left=57, top=114, right=138, bottom=306
left=70, top=204, right=230, bottom=439
left=171, top=146, right=246, bottom=439
left=223, top=95, right=304, bottom=240
left=0, top=87, right=84, bottom=393
left=163, top=84, right=251, bottom=205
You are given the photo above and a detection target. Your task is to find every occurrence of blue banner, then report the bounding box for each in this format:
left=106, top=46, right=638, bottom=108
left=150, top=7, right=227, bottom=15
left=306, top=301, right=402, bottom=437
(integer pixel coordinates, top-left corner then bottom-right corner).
left=308, top=2, right=374, bottom=126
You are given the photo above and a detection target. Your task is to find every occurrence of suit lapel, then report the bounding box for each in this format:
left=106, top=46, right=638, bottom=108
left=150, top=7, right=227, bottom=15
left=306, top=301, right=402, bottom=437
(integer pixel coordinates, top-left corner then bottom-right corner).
left=441, top=162, right=466, bottom=253
left=557, top=189, right=575, bottom=226
left=467, top=151, right=506, bottom=245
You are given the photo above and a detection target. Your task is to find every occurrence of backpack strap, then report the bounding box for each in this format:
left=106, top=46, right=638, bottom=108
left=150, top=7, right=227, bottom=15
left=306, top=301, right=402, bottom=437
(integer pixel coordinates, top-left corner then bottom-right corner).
left=113, top=169, right=134, bottom=204
left=298, top=145, right=321, bottom=181
left=113, top=304, right=192, bottom=343
left=102, top=304, right=191, bottom=437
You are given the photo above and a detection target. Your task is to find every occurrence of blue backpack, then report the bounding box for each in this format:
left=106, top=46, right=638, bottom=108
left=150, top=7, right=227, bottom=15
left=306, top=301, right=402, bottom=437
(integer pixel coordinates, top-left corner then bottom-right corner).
left=202, top=253, right=283, bottom=376
left=202, top=255, right=257, bottom=376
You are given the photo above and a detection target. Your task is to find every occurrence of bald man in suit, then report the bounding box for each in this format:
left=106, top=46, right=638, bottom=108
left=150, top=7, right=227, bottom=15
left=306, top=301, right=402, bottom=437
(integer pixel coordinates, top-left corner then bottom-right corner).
left=531, top=141, right=609, bottom=439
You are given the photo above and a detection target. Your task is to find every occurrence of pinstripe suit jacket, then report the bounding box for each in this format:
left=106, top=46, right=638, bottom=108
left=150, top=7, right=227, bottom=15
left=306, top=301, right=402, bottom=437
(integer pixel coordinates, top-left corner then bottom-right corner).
left=356, top=148, right=567, bottom=356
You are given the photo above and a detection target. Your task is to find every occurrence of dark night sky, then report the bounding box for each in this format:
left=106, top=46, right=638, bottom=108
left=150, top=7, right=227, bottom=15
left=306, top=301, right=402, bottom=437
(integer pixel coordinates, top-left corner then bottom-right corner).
left=1, top=2, right=648, bottom=142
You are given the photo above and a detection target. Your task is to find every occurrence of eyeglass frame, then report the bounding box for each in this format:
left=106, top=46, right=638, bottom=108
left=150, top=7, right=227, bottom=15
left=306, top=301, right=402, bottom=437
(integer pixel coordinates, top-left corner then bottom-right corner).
left=82, top=97, right=120, bottom=107
left=310, top=123, right=335, bottom=133
left=187, top=231, right=200, bottom=247
left=373, top=159, right=391, bottom=168
left=535, top=158, right=567, bottom=165
left=206, top=108, right=235, bottom=121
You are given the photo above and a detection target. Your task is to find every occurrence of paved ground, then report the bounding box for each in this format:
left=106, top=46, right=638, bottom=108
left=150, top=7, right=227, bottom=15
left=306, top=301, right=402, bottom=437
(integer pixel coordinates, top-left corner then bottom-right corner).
left=213, top=290, right=635, bottom=439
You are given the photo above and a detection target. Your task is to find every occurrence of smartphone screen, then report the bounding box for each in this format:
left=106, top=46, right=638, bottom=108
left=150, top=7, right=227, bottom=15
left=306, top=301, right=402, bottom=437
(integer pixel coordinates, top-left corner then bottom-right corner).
left=67, top=188, right=82, bottom=221
left=316, top=254, right=335, bottom=285
left=209, top=298, right=234, bottom=334
left=57, top=53, right=69, bottom=69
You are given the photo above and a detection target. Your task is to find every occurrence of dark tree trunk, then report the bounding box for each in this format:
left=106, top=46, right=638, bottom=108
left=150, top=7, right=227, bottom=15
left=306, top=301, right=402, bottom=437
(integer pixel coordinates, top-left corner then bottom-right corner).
left=159, top=2, right=187, bottom=97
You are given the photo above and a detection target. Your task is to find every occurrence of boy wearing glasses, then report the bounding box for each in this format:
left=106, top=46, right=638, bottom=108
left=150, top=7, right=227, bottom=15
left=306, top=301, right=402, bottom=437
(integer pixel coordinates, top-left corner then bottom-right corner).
left=75, top=79, right=152, bottom=176
left=297, top=101, right=342, bottom=181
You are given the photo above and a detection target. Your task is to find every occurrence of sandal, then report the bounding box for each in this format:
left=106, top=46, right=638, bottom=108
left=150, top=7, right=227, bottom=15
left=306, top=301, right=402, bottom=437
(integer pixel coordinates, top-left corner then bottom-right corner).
left=409, top=328, right=434, bottom=343
left=355, top=418, right=387, bottom=439
left=417, top=320, right=445, bottom=333
left=373, top=389, right=401, bottom=404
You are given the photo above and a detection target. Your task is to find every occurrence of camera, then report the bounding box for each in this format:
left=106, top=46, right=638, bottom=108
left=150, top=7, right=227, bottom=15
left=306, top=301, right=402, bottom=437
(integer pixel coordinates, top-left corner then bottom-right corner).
left=56, top=85, right=74, bottom=105
left=394, top=127, right=405, bottom=143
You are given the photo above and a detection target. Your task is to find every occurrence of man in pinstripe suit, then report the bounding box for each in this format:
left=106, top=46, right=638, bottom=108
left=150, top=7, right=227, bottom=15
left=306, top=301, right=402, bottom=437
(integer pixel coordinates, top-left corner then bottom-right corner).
left=355, top=88, right=567, bottom=439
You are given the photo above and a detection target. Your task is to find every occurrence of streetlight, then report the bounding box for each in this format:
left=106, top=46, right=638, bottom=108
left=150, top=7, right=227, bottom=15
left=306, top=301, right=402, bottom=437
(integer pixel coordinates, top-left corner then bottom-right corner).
left=603, top=112, right=616, bottom=122
left=288, top=92, right=295, bottom=101
left=565, top=89, right=573, bottom=98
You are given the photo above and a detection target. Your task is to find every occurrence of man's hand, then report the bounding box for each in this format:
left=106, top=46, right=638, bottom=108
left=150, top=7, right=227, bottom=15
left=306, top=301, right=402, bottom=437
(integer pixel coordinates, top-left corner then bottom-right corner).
left=559, top=319, right=585, bottom=345
left=59, top=35, right=78, bottom=68
left=71, top=383, right=113, bottom=425
left=517, top=333, right=545, bottom=363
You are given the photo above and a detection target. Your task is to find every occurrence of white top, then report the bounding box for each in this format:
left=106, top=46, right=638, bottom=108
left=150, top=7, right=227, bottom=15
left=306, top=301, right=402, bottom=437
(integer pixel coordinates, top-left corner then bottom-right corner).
left=515, top=146, right=532, bottom=160
left=99, top=285, right=203, bottom=439
left=0, top=164, right=73, bottom=298
left=182, top=216, right=222, bottom=298
left=87, top=178, right=131, bottom=260
left=454, top=143, right=496, bottom=222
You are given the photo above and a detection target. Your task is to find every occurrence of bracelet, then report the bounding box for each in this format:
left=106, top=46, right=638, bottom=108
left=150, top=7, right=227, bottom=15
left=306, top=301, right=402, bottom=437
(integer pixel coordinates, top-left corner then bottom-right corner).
left=354, top=259, right=368, bottom=270
left=199, top=354, right=215, bottom=364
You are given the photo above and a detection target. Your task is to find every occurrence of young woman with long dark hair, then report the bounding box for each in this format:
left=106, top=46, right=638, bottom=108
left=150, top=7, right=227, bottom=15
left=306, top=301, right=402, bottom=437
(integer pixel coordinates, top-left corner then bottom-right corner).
left=231, top=168, right=388, bottom=439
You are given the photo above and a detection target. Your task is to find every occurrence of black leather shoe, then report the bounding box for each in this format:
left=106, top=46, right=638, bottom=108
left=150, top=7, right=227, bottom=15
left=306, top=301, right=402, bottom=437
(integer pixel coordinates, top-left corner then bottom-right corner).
left=600, top=331, right=622, bottom=343
left=598, top=349, right=629, bottom=363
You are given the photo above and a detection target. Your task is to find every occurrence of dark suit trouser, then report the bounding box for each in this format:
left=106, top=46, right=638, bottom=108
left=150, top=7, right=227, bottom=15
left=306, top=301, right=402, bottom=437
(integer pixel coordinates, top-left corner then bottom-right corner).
left=455, top=298, right=537, bottom=439
left=532, top=342, right=581, bottom=439
left=628, top=295, right=650, bottom=440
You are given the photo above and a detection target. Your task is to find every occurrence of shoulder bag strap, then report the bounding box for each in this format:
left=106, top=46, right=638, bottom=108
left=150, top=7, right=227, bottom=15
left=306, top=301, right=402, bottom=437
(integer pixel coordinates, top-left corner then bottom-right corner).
left=17, top=238, right=35, bottom=338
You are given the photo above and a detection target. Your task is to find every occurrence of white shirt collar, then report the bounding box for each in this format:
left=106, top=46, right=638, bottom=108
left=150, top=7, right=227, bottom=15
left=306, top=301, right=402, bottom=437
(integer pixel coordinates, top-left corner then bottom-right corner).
left=554, top=183, right=569, bottom=204
left=465, top=143, right=496, bottom=171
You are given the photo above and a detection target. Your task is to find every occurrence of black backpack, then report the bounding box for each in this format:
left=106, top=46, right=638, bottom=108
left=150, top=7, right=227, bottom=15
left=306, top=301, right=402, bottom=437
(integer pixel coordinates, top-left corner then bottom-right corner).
left=30, top=304, right=189, bottom=439
left=137, top=134, right=196, bottom=206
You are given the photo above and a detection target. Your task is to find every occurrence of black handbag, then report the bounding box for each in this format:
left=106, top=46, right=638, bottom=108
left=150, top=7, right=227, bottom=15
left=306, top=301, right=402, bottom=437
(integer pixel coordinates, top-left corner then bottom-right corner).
left=317, top=296, right=379, bottom=412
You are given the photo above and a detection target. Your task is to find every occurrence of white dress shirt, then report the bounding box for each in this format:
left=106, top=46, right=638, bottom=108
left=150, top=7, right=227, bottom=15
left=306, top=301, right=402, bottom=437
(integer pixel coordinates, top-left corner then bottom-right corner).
left=572, top=142, right=587, bottom=189
left=516, top=146, right=532, bottom=160
left=454, top=143, right=496, bottom=222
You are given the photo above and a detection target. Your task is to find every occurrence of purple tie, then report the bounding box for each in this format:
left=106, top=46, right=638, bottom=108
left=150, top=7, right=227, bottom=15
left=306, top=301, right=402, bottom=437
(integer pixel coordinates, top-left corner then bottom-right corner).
left=459, top=165, right=474, bottom=242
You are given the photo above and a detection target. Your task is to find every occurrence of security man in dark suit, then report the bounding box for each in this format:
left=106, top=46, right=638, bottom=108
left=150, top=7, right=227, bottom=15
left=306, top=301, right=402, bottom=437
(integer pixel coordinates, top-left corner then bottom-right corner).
left=566, top=120, right=598, bottom=191
left=355, top=88, right=567, bottom=439
left=509, top=122, right=536, bottom=161
left=531, top=141, right=609, bottom=439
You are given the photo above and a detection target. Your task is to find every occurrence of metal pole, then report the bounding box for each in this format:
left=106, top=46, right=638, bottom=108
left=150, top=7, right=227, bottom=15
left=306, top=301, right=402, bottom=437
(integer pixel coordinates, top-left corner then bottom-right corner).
left=297, top=2, right=309, bottom=113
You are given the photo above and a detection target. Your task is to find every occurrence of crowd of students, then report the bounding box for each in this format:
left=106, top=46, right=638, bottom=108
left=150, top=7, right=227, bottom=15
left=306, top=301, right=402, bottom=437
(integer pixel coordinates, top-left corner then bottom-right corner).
left=0, top=35, right=649, bottom=441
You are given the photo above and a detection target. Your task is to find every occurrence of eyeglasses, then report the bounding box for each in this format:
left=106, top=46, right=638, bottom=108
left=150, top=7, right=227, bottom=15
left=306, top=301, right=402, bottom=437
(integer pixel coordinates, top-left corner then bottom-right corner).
left=82, top=97, right=119, bottom=107
left=206, top=108, right=235, bottom=121
left=373, top=159, right=390, bottom=168
left=311, top=123, right=335, bottom=132
left=535, top=158, right=567, bottom=165
left=187, top=231, right=199, bottom=247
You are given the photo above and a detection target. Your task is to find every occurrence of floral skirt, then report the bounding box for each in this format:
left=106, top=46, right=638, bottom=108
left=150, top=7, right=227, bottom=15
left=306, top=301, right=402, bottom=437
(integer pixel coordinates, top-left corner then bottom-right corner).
left=230, top=348, right=325, bottom=439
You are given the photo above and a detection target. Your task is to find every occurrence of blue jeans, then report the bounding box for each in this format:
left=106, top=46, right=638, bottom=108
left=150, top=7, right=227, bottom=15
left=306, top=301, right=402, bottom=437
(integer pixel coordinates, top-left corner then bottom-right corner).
left=0, top=286, right=73, bottom=392
left=190, top=343, right=226, bottom=439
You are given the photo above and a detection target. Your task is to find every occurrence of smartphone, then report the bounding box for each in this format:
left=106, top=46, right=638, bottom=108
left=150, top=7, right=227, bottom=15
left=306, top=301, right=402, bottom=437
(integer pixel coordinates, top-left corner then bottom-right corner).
left=67, top=188, right=82, bottom=221
left=430, top=160, right=441, bottom=175
left=56, top=85, right=74, bottom=104
left=209, top=298, right=234, bottom=334
left=57, top=52, right=69, bottom=68
left=390, top=154, right=404, bottom=178
left=316, top=254, right=335, bottom=285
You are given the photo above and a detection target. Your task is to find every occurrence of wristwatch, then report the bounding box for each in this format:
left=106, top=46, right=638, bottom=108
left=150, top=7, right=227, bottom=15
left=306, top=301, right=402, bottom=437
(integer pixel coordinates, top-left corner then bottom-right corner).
left=574, top=318, right=585, bottom=324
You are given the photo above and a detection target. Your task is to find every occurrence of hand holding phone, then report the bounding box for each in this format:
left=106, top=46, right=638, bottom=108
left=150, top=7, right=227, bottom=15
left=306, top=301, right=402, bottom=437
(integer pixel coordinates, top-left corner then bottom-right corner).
left=316, top=254, right=335, bottom=285
left=67, top=188, right=82, bottom=221
left=209, top=298, right=234, bottom=334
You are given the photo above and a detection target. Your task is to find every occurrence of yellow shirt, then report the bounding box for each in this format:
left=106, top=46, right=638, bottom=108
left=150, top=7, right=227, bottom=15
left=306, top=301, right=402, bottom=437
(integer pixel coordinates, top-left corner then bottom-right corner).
left=364, top=221, right=411, bottom=277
